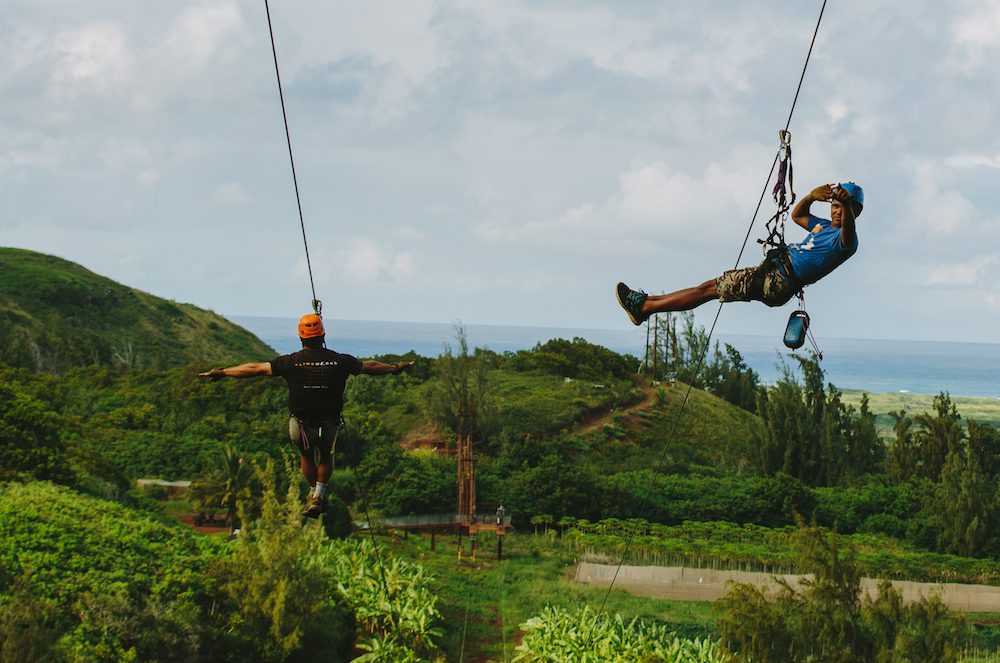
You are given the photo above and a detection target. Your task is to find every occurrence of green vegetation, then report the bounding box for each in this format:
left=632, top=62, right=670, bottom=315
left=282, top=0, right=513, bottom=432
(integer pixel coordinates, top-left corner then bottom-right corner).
left=0, top=469, right=446, bottom=662
left=559, top=520, right=999, bottom=585
left=0, top=247, right=273, bottom=372
left=383, top=530, right=719, bottom=661
left=0, top=481, right=220, bottom=661
left=842, top=390, right=1000, bottom=435
left=514, top=606, right=726, bottom=662
left=718, top=526, right=968, bottom=663
left=1, top=259, right=998, bottom=659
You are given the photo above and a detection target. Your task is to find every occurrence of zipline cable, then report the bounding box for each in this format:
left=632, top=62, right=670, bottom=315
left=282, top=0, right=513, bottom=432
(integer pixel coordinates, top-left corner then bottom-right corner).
left=458, top=583, right=472, bottom=663
left=596, top=0, right=828, bottom=617
left=352, top=465, right=392, bottom=604
left=263, top=0, right=397, bottom=617
left=264, top=0, right=321, bottom=315
left=498, top=569, right=510, bottom=661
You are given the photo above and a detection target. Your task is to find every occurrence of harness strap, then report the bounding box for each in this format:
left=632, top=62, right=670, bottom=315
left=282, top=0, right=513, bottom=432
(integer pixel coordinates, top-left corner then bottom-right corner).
left=759, top=131, right=796, bottom=255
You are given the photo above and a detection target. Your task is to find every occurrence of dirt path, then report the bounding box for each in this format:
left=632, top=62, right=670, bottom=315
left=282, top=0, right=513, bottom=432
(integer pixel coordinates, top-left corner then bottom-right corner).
left=577, top=385, right=660, bottom=435
left=576, top=562, right=1000, bottom=613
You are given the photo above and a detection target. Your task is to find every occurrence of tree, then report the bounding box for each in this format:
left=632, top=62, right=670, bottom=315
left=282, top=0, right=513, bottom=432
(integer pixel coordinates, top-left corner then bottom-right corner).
left=753, top=356, right=880, bottom=487
left=967, top=420, right=1000, bottom=480
left=932, top=448, right=996, bottom=557
left=708, top=343, right=761, bottom=413
left=208, top=461, right=354, bottom=662
left=531, top=514, right=552, bottom=536
left=719, top=525, right=967, bottom=662
left=0, top=382, right=69, bottom=483
left=0, top=573, right=62, bottom=663
left=913, top=393, right=963, bottom=481
left=556, top=516, right=577, bottom=537
left=190, top=445, right=257, bottom=533
left=425, top=324, right=495, bottom=446
left=887, top=410, right=919, bottom=483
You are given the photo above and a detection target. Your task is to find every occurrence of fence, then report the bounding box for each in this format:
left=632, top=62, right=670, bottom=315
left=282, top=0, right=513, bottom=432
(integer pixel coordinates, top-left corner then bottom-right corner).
left=369, top=513, right=513, bottom=529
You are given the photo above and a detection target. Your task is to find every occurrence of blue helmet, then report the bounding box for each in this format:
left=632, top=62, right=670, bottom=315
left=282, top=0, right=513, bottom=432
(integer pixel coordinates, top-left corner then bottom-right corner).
left=839, top=182, right=864, bottom=214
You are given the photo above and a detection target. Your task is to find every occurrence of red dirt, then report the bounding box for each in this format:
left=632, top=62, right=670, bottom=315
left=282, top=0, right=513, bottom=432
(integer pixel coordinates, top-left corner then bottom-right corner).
left=176, top=514, right=231, bottom=536
left=576, top=385, right=661, bottom=435
left=399, top=421, right=447, bottom=451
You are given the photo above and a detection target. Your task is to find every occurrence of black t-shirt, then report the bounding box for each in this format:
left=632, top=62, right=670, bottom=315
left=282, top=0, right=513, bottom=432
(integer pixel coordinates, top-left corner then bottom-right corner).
left=270, top=348, right=363, bottom=422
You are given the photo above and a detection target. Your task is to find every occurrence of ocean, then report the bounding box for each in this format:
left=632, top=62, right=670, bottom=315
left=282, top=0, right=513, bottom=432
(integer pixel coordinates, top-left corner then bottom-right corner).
left=230, top=316, right=1000, bottom=399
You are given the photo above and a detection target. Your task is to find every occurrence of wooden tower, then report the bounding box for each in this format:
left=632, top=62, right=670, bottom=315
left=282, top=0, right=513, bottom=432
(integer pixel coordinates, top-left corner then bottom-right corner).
left=456, top=434, right=475, bottom=523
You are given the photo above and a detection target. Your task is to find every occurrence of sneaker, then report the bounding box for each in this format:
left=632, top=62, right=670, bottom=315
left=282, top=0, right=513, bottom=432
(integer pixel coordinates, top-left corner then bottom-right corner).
left=616, top=282, right=648, bottom=326
left=302, top=495, right=326, bottom=519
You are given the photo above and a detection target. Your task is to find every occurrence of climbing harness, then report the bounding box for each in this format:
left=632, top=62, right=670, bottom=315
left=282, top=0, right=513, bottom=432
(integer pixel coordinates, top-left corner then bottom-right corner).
left=752, top=128, right=824, bottom=358
left=758, top=129, right=795, bottom=255
left=598, top=0, right=829, bottom=619
left=755, top=131, right=821, bottom=356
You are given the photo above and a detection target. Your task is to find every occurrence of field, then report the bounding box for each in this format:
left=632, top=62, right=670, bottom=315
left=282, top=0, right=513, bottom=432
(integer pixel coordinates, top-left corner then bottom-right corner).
left=381, top=530, right=718, bottom=662
left=841, top=389, right=1000, bottom=436
left=377, top=529, right=1000, bottom=661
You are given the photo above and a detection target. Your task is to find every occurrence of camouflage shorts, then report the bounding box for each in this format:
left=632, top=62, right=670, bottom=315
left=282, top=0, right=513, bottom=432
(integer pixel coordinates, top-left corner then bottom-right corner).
left=289, top=416, right=340, bottom=462
left=717, top=258, right=799, bottom=307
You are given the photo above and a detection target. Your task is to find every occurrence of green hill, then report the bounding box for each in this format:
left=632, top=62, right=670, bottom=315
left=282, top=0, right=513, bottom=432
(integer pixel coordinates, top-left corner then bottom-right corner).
left=0, top=247, right=273, bottom=372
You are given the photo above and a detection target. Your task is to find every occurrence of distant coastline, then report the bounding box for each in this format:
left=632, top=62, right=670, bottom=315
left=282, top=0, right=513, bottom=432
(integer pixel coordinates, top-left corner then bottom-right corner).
left=230, top=315, right=1000, bottom=400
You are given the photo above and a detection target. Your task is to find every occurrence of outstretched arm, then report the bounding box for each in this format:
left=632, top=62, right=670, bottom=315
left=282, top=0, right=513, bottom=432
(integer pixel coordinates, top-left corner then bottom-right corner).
left=198, top=362, right=272, bottom=380
left=791, top=184, right=833, bottom=229
left=360, top=360, right=414, bottom=376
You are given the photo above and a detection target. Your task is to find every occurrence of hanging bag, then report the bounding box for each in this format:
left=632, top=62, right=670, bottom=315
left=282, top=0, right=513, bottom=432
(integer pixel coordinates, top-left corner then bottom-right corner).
left=783, top=309, right=810, bottom=350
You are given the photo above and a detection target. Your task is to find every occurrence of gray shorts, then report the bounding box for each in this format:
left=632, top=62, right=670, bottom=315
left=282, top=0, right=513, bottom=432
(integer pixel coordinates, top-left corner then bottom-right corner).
left=288, top=416, right=339, bottom=462
left=717, top=257, right=799, bottom=307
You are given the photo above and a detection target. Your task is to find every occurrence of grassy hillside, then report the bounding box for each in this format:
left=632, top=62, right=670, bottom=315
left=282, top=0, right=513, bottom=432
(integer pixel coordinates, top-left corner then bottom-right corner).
left=0, top=247, right=273, bottom=372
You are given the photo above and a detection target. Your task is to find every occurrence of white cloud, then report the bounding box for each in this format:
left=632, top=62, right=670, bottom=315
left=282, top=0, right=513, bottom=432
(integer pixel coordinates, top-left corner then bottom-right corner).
left=945, top=152, right=1000, bottom=169
left=397, top=226, right=427, bottom=242
left=948, top=2, right=1000, bottom=70
left=50, top=21, right=132, bottom=101
left=904, top=162, right=977, bottom=236
left=825, top=101, right=849, bottom=123
left=162, top=2, right=244, bottom=65
left=926, top=254, right=997, bottom=286
left=330, top=238, right=418, bottom=284
left=476, top=155, right=767, bottom=253
left=213, top=181, right=251, bottom=205
left=137, top=168, right=160, bottom=185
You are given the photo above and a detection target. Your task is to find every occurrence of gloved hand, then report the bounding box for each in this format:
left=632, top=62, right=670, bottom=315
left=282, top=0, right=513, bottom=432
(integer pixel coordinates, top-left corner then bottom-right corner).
left=809, top=184, right=833, bottom=201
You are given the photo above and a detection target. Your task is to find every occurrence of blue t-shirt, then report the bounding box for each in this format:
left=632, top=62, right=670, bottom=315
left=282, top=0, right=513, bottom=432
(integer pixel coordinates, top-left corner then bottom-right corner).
left=786, top=214, right=858, bottom=285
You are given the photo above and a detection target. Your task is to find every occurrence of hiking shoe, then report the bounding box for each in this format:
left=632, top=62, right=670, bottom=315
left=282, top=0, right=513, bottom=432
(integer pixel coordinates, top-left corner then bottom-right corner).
left=302, top=495, right=326, bottom=519
left=616, top=282, right=648, bottom=326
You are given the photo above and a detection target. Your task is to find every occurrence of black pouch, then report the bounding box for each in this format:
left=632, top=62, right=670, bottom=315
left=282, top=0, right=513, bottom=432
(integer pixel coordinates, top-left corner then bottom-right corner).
left=783, top=309, right=810, bottom=349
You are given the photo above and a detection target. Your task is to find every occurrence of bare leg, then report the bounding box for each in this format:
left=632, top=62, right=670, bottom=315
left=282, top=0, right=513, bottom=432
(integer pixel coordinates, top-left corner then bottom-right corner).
left=316, top=452, right=333, bottom=485
left=300, top=453, right=317, bottom=487
left=642, top=278, right=720, bottom=315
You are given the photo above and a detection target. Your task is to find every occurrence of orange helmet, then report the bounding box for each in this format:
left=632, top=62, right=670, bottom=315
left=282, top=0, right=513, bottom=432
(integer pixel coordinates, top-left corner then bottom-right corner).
left=297, top=313, right=325, bottom=339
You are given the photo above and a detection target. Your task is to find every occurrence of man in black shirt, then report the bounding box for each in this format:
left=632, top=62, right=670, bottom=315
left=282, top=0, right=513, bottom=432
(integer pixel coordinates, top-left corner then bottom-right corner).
left=199, top=313, right=412, bottom=518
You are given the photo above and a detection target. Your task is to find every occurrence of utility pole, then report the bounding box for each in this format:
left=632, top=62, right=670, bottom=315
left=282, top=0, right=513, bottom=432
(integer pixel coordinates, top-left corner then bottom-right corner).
left=652, top=313, right=658, bottom=381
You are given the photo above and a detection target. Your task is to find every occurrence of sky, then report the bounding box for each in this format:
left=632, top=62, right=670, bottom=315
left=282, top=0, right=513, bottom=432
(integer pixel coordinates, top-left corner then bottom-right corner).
left=2, top=0, right=999, bottom=343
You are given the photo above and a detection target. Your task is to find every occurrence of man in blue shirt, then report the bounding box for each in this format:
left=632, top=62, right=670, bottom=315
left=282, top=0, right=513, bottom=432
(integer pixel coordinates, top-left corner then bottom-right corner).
left=616, top=182, right=863, bottom=324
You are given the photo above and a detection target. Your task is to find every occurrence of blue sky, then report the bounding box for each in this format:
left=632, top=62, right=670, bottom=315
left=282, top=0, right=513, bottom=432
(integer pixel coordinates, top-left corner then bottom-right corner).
left=2, top=1, right=999, bottom=342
